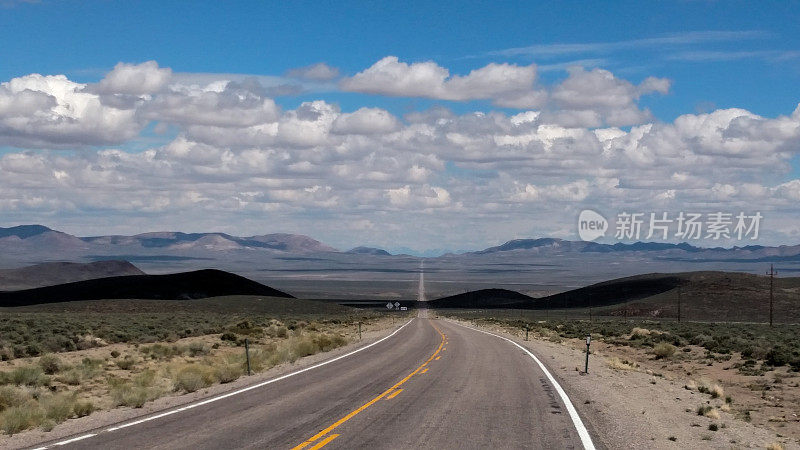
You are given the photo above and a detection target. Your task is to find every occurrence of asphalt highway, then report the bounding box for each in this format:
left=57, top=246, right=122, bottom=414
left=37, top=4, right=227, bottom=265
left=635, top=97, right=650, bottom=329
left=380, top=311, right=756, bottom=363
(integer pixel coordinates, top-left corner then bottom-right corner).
left=34, top=311, right=594, bottom=450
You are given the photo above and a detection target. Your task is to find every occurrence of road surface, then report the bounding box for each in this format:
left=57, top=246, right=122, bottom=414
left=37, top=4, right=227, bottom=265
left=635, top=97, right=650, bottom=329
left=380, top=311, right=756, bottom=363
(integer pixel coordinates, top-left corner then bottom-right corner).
left=417, top=260, right=425, bottom=302
left=33, top=268, right=595, bottom=449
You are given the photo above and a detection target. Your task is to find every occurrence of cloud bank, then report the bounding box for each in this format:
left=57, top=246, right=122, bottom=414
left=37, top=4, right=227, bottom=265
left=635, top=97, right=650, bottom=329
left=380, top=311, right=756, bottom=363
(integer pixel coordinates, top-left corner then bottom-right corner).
left=0, top=59, right=798, bottom=249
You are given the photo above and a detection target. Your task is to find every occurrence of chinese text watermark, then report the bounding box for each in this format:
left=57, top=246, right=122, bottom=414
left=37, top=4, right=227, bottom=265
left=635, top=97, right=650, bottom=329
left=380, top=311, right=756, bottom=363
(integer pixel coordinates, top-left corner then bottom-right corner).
left=578, top=210, right=762, bottom=242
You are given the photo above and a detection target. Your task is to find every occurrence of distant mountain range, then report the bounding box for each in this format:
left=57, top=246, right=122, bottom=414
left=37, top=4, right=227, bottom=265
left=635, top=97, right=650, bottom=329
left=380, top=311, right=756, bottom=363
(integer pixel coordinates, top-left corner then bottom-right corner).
left=469, top=237, right=800, bottom=260
left=1, top=224, right=799, bottom=262
left=0, top=225, right=337, bottom=254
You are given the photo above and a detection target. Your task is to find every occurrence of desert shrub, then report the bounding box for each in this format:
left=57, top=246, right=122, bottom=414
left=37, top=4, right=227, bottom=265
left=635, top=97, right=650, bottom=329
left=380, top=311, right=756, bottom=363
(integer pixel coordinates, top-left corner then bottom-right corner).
left=630, top=327, right=651, bottom=338
left=690, top=334, right=714, bottom=347
left=133, top=369, right=157, bottom=388
left=38, top=354, right=62, bottom=375
left=73, top=400, right=95, bottom=418
left=315, top=333, right=348, bottom=352
left=765, top=345, right=800, bottom=368
left=187, top=342, right=208, bottom=357
left=115, top=357, right=136, bottom=370
left=653, top=343, right=676, bottom=359
left=110, top=350, right=121, bottom=358
left=5, top=366, right=50, bottom=387
left=56, top=368, right=82, bottom=386
left=214, top=362, right=243, bottom=384
left=140, top=343, right=184, bottom=360
left=266, top=325, right=288, bottom=339
left=220, top=332, right=237, bottom=342
left=292, top=337, right=318, bottom=358
left=110, top=381, right=159, bottom=408
left=0, top=386, right=27, bottom=411
left=41, top=393, right=76, bottom=422
left=228, top=320, right=262, bottom=336
left=708, top=423, right=718, bottom=431
left=1, top=402, right=43, bottom=435
left=111, top=386, right=150, bottom=408
left=173, top=365, right=215, bottom=393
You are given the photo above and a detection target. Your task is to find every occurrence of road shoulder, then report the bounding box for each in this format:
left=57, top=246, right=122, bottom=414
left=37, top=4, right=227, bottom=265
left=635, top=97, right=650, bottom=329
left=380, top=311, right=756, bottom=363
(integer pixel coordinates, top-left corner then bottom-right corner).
left=443, top=317, right=794, bottom=450
left=3, top=320, right=410, bottom=450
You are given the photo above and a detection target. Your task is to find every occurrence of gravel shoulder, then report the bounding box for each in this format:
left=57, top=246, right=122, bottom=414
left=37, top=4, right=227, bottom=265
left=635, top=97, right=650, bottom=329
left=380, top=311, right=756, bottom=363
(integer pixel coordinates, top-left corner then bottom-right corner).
left=446, top=317, right=797, bottom=450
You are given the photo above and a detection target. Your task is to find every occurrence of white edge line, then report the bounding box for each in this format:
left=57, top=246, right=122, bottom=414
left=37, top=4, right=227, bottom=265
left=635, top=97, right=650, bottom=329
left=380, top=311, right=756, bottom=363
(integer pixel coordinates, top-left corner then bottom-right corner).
left=49, top=433, right=96, bottom=447
left=36, top=319, right=415, bottom=448
left=445, top=319, right=596, bottom=450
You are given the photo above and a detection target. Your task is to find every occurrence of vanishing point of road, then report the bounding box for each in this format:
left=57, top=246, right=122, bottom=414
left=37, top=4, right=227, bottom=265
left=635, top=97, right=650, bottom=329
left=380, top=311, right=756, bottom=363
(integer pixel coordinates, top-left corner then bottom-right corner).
left=33, top=268, right=596, bottom=450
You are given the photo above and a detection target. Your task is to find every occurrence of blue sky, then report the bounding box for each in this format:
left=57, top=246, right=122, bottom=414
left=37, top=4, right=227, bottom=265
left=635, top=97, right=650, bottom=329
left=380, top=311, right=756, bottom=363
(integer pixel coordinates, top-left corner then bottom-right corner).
left=0, top=0, right=799, bottom=251
left=3, top=0, right=799, bottom=119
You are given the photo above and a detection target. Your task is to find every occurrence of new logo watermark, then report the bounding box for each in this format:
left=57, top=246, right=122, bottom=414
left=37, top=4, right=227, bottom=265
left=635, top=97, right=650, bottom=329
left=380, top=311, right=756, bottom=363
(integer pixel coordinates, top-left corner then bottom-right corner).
left=577, top=210, right=608, bottom=241
left=577, top=210, right=762, bottom=242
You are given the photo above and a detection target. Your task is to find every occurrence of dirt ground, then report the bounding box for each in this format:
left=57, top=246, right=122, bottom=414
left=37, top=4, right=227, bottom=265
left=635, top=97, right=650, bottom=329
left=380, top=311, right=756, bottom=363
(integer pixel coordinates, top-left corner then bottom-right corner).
left=448, top=317, right=799, bottom=450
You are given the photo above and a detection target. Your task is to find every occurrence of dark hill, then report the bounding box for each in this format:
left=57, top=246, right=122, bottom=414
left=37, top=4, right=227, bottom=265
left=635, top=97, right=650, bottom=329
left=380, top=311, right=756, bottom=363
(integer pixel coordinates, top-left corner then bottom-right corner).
left=427, top=274, right=682, bottom=309
left=426, top=288, right=536, bottom=309
left=0, top=269, right=293, bottom=307
left=531, top=274, right=684, bottom=309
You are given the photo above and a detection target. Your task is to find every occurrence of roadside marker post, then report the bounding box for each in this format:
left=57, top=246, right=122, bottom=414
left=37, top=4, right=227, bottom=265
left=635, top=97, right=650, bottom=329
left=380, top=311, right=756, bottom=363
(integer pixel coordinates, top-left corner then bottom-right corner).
left=358, top=322, right=362, bottom=340
left=584, top=335, right=591, bottom=374
left=524, top=325, right=529, bottom=341
left=244, top=338, right=251, bottom=376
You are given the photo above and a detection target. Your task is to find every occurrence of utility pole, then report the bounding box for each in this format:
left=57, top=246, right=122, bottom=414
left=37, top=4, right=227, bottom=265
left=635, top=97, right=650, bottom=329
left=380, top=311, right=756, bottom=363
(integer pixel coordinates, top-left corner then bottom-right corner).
left=677, top=286, right=682, bottom=323
left=767, top=264, right=776, bottom=327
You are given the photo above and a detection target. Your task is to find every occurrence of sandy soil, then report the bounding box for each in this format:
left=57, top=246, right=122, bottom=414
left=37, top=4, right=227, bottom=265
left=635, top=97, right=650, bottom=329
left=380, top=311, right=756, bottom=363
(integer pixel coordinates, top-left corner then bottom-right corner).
left=448, top=317, right=798, bottom=450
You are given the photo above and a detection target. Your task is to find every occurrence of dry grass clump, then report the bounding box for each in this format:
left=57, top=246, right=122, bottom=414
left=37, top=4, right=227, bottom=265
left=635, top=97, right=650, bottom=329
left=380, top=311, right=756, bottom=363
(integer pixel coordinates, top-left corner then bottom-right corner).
left=630, top=327, right=651, bottom=338
left=173, top=364, right=215, bottom=393
left=696, top=404, right=721, bottom=419
left=214, top=361, right=243, bottom=384
left=0, top=390, right=94, bottom=435
left=695, top=380, right=724, bottom=399
left=38, top=354, right=62, bottom=375
left=115, top=356, right=137, bottom=370
left=607, top=357, right=638, bottom=371
left=653, top=342, right=676, bottom=359
left=110, top=370, right=162, bottom=408
left=766, top=442, right=785, bottom=450
left=0, top=365, right=51, bottom=387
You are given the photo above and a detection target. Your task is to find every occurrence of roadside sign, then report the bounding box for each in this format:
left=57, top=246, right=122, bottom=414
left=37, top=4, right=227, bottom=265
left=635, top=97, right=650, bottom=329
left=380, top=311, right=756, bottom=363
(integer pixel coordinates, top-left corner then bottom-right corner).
left=386, top=302, right=393, bottom=309
left=394, top=302, right=400, bottom=307
left=400, top=307, right=408, bottom=311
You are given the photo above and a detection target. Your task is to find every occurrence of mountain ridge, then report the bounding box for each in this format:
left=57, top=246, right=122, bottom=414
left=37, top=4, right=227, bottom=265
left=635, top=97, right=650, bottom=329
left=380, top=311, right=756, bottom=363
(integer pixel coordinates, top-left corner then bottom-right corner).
left=2, top=224, right=799, bottom=258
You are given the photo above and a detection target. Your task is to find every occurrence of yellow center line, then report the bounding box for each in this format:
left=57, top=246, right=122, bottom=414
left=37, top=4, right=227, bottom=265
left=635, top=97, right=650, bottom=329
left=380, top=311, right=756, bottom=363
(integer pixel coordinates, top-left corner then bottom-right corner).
left=291, top=322, right=446, bottom=450
left=308, top=433, right=339, bottom=450
left=420, top=368, right=429, bottom=374
left=435, top=356, right=441, bottom=360
left=386, top=388, right=403, bottom=399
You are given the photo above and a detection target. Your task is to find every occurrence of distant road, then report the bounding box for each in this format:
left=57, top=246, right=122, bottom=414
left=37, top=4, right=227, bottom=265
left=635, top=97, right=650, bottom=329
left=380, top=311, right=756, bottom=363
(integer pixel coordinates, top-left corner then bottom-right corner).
left=418, top=259, right=425, bottom=302
left=36, top=269, right=595, bottom=449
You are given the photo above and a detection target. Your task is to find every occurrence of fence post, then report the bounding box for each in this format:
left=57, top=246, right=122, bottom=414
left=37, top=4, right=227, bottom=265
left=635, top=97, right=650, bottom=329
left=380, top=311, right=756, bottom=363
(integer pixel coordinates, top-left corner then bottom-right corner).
left=584, top=335, right=591, bottom=374
left=245, top=338, right=251, bottom=376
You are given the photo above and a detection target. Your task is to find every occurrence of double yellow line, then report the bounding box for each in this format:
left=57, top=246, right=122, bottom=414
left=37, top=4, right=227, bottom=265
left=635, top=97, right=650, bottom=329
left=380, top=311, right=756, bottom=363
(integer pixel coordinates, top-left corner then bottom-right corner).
left=291, top=322, right=447, bottom=450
